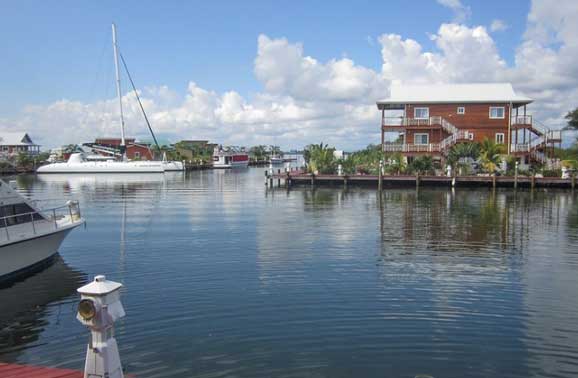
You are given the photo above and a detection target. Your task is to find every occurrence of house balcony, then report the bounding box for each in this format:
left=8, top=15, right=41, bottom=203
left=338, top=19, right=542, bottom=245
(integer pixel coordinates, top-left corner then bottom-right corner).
left=382, top=116, right=442, bottom=130
left=382, top=143, right=441, bottom=153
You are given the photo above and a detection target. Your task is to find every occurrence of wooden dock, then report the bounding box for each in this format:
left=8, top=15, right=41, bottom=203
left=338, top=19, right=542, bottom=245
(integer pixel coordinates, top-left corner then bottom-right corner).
left=267, top=171, right=576, bottom=189
left=0, top=363, right=83, bottom=378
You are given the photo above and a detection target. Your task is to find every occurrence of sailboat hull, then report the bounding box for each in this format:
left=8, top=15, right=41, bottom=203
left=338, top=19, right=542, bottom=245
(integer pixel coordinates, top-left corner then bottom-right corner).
left=37, top=161, right=165, bottom=173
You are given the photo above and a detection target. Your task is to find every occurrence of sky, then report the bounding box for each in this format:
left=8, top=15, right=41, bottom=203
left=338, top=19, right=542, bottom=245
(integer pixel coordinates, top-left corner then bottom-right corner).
left=0, top=0, right=576, bottom=150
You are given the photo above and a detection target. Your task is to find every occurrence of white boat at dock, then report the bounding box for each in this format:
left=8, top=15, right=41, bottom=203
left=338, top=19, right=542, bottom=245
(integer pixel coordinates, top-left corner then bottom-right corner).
left=37, top=153, right=165, bottom=173
left=0, top=180, right=84, bottom=284
left=213, top=146, right=249, bottom=168
left=37, top=23, right=184, bottom=174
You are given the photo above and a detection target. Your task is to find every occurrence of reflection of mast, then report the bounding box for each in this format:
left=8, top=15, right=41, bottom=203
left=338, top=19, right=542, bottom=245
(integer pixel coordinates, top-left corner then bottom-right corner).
left=119, top=185, right=126, bottom=281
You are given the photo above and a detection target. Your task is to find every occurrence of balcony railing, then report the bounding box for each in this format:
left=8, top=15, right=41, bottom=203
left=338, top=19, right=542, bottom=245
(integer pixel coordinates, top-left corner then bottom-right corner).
left=383, top=144, right=441, bottom=153
left=511, top=115, right=532, bottom=126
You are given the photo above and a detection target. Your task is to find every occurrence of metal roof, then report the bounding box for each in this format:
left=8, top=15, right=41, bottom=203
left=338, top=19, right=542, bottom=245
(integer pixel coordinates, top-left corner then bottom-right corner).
left=0, top=132, right=38, bottom=146
left=377, top=83, right=533, bottom=109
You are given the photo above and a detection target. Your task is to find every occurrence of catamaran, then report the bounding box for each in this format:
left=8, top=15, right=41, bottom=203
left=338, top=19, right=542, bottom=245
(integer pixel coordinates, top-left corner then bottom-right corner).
left=37, top=24, right=182, bottom=174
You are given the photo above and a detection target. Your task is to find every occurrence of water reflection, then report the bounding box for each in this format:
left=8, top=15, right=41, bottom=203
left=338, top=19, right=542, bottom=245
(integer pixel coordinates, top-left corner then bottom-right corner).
left=0, top=256, right=85, bottom=363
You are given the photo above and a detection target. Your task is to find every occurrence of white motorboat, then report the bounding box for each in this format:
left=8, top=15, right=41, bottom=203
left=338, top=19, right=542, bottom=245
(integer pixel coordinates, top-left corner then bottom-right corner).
left=269, top=156, right=283, bottom=164
left=0, top=180, right=84, bottom=284
left=37, top=153, right=165, bottom=173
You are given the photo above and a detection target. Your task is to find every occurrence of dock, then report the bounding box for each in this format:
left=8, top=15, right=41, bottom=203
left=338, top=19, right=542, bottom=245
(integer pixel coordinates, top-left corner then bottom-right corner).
left=0, top=363, right=82, bottom=378
left=267, top=171, right=576, bottom=189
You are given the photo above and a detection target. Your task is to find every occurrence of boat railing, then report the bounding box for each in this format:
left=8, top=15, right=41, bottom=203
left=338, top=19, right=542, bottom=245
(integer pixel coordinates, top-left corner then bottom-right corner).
left=0, top=201, right=82, bottom=242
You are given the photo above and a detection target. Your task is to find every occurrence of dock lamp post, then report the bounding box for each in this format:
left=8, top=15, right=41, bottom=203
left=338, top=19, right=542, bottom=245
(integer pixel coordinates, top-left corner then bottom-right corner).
left=77, top=275, right=125, bottom=378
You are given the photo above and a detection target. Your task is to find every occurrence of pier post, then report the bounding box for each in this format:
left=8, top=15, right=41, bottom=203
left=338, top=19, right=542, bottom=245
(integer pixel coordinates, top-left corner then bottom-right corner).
left=531, top=175, right=535, bottom=190
left=264, top=170, right=269, bottom=186
left=492, top=175, right=496, bottom=189
left=277, top=169, right=281, bottom=187
left=416, top=174, right=420, bottom=189
left=311, top=173, right=315, bottom=188
left=572, top=174, right=576, bottom=190
left=344, top=175, right=348, bottom=190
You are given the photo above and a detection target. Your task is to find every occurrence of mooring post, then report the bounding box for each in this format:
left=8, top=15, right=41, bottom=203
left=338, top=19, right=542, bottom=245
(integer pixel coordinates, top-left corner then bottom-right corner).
left=416, top=174, right=420, bottom=189
left=343, top=175, right=348, bottom=190
left=77, top=275, right=125, bottom=378
left=531, top=174, right=535, bottom=190
left=492, top=174, right=496, bottom=189
left=572, top=174, right=576, bottom=190
left=311, top=173, right=315, bottom=188
left=378, top=160, right=383, bottom=191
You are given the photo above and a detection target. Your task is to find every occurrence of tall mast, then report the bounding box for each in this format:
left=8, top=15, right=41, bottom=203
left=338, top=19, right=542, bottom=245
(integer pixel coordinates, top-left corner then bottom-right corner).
left=112, top=23, right=127, bottom=160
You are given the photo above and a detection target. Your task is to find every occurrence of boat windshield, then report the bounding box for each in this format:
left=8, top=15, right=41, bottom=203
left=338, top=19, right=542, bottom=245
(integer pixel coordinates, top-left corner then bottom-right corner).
left=0, top=203, right=44, bottom=226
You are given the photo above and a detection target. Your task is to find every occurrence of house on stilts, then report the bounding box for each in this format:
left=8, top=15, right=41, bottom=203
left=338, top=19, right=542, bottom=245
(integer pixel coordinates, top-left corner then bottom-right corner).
left=376, top=83, right=562, bottom=168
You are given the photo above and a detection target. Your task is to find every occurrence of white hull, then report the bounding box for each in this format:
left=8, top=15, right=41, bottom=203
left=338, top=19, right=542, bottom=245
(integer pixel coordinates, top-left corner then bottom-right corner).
left=162, top=161, right=185, bottom=171
left=213, top=160, right=249, bottom=169
left=37, top=160, right=165, bottom=173
left=0, top=226, right=75, bottom=280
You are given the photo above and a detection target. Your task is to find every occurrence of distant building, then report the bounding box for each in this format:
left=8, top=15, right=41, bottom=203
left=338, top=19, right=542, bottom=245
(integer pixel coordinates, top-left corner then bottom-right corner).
left=87, top=138, right=154, bottom=160
left=0, top=132, right=40, bottom=157
left=377, top=83, right=562, bottom=165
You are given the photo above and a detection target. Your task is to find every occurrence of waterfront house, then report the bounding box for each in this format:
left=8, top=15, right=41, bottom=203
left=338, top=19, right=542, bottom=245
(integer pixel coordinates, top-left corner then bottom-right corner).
left=0, top=132, right=40, bottom=157
left=85, top=138, right=154, bottom=160
left=377, top=83, right=562, bottom=165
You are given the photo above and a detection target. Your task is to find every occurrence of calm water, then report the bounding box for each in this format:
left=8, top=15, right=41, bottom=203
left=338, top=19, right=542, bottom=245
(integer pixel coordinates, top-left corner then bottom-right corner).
left=1, top=168, right=578, bottom=378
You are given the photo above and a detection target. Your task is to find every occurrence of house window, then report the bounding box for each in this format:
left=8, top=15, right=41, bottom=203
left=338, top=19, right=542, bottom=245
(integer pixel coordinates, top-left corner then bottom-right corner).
left=414, top=133, right=429, bottom=145
left=414, top=107, right=429, bottom=120
left=457, top=106, right=465, bottom=114
left=134, top=151, right=141, bottom=159
left=489, top=106, right=505, bottom=119
left=495, top=133, right=505, bottom=144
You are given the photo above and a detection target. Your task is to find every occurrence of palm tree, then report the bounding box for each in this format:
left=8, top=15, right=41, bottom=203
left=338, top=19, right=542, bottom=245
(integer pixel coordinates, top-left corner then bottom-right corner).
left=479, top=138, right=504, bottom=174
left=305, top=142, right=336, bottom=174
left=446, top=142, right=480, bottom=168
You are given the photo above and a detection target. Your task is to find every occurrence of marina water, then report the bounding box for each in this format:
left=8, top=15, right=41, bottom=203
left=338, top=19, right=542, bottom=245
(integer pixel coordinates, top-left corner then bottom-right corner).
left=1, top=168, right=577, bottom=378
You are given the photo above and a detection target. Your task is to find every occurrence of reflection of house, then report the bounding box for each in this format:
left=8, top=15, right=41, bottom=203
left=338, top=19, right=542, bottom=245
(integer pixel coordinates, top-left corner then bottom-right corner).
left=85, top=138, right=154, bottom=160
left=0, top=132, right=40, bottom=156
left=377, top=83, right=562, bottom=164
left=175, top=140, right=217, bottom=161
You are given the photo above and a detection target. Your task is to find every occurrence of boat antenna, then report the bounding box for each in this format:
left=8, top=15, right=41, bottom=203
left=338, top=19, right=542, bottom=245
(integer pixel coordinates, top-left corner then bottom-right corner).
left=119, top=52, right=161, bottom=155
left=112, top=23, right=127, bottom=161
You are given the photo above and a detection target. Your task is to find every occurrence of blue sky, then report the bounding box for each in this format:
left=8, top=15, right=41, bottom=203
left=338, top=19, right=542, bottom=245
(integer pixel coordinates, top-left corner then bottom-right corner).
left=1, top=0, right=529, bottom=115
left=1, top=0, right=575, bottom=150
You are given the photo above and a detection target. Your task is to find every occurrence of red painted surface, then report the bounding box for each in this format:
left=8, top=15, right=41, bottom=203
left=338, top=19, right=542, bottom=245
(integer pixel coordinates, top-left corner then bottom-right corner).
left=0, top=363, right=135, bottom=378
left=232, top=154, right=249, bottom=162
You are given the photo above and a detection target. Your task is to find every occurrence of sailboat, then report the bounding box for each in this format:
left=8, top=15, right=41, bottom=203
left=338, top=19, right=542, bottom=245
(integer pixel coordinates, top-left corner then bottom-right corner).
left=37, top=24, right=181, bottom=174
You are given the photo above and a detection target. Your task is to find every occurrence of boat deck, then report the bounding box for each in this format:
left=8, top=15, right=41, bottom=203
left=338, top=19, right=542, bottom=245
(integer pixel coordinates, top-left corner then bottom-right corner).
left=0, top=217, right=75, bottom=245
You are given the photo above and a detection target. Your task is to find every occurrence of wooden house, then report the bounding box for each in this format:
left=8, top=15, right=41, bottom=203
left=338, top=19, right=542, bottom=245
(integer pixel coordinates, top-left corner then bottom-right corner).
left=377, top=83, right=561, bottom=164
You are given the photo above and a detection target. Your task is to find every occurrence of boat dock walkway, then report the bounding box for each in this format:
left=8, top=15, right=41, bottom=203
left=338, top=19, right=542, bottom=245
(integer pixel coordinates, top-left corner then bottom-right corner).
left=0, top=363, right=83, bottom=378
left=267, top=170, right=576, bottom=189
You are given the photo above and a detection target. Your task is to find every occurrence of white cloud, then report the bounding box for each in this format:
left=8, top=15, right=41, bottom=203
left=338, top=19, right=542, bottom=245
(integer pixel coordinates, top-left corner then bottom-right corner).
left=490, top=19, right=509, bottom=32
left=3, top=0, right=578, bottom=150
left=436, top=0, right=471, bottom=23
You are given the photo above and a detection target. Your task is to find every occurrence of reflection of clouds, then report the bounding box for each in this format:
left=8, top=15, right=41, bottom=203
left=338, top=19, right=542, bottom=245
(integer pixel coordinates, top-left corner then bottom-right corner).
left=522, top=194, right=578, bottom=377
left=256, top=189, right=379, bottom=288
